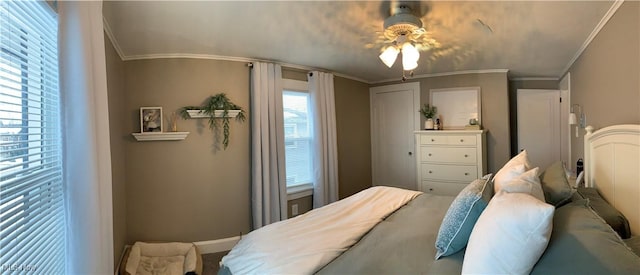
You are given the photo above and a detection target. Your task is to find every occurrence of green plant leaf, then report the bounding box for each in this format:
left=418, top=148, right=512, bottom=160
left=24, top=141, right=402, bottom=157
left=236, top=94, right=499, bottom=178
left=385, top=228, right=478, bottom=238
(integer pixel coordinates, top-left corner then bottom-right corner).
left=179, top=93, right=246, bottom=149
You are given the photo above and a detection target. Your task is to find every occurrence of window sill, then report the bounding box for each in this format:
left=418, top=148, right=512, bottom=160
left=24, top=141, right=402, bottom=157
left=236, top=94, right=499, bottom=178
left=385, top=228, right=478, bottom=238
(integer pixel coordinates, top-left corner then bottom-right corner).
left=287, top=183, right=313, bottom=200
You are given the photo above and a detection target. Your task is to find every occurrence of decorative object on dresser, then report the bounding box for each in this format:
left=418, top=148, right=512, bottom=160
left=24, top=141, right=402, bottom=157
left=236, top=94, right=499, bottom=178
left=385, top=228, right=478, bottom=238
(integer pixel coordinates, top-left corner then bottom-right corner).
left=464, top=118, right=481, bottom=130
left=419, top=104, right=437, bottom=130
left=179, top=93, right=246, bottom=149
left=415, top=130, right=487, bottom=195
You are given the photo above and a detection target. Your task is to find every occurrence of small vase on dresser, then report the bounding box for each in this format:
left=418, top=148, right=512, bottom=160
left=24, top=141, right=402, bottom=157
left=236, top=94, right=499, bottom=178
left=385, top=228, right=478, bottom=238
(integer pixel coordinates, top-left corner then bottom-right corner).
left=415, top=130, right=487, bottom=196
left=425, top=118, right=434, bottom=130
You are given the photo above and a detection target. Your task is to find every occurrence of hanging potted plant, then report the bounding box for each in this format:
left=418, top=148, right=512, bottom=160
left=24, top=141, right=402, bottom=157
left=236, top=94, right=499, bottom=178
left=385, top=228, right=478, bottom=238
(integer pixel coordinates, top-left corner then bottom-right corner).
left=419, top=104, right=437, bottom=130
left=179, top=93, right=246, bottom=149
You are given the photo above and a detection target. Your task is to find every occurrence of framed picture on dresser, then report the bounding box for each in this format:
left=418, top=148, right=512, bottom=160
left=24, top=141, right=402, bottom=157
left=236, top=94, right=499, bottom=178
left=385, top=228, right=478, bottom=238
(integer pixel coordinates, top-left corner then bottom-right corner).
left=430, top=87, right=481, bottom=129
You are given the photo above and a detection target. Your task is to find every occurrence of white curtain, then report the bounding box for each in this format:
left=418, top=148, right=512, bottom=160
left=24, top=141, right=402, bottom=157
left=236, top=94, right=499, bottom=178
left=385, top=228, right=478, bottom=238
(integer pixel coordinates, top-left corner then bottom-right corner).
left=251, top=62, right=287, bottom=229
left=308, top=71, right=339, bottom=208
left=59, top=1, right=114, bottom=273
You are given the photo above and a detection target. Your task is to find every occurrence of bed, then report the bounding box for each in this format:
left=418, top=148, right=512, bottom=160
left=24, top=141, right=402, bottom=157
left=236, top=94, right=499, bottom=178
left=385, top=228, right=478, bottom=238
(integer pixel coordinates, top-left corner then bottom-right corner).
left=220, top=124, right=640, bottom=274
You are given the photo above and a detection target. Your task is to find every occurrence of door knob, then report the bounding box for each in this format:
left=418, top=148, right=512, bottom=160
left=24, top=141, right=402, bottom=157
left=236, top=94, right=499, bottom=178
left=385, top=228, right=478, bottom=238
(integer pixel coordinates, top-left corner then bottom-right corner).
left=408, top=152, right=412, bottom=156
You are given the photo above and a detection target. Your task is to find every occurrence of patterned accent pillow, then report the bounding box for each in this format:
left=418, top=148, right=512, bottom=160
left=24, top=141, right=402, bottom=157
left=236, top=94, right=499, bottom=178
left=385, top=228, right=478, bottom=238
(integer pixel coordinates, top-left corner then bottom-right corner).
left=434, top=177, right=493, bottom=259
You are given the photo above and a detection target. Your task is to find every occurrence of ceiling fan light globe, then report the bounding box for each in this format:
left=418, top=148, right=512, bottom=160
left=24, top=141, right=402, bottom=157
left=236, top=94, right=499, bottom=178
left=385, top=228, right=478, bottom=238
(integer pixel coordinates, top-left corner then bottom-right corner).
left=379, top=47, right=399, bottom=68
left=402, top=60, right=418, bottom=71
left=402, top=43, right=420, bottom=70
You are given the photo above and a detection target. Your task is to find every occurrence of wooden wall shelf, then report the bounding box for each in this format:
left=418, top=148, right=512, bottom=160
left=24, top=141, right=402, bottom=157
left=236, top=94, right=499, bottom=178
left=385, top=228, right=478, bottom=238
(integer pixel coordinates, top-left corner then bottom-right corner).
left=132, top=132, right=189, bottom=141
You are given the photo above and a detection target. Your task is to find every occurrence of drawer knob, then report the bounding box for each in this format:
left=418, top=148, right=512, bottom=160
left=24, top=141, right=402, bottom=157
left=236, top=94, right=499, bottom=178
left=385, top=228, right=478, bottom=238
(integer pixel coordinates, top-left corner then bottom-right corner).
left=460, top=139, right=464, bottom=142
left=429, top=188, right=434, bottom=191
left=428, top=171, right=433, bottom=174
left=464, top=154, right=468, bottom=157
left=431, top=139, right=435, bottom=142
left=428, top=153, right=432, bottom=156
left=464, top=172, right=469, bottom=176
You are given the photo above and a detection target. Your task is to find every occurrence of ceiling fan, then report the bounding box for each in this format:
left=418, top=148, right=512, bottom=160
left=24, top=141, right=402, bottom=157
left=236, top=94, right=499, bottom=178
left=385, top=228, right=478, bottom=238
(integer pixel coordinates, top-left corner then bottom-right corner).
left=372, top=1, right=441, bottom=80
left=371, top=1, right=493, bottom=81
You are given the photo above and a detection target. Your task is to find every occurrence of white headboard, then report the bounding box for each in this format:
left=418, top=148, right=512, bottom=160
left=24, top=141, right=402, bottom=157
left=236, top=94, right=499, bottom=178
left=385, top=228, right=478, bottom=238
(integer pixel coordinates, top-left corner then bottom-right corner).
left=584, top=124, right=640, bottom=236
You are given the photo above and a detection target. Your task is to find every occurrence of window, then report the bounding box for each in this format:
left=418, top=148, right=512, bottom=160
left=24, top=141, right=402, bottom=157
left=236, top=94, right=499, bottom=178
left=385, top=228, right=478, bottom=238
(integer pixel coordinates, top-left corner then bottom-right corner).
left=282, top=90, right=312, bottom=187
left=282, top=79, right=313, bottom=191
left=0, top=1, right=64, bottom=273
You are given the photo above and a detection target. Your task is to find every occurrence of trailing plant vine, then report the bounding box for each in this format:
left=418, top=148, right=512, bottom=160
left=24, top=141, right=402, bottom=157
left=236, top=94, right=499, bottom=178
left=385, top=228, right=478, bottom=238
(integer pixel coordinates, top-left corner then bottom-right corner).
left=179, top=93, right=246, bottom=149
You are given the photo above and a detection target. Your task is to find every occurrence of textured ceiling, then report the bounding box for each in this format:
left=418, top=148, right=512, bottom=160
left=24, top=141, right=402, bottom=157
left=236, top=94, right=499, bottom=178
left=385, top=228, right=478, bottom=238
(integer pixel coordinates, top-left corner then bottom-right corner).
left=103, top=1, right=618, bottom=83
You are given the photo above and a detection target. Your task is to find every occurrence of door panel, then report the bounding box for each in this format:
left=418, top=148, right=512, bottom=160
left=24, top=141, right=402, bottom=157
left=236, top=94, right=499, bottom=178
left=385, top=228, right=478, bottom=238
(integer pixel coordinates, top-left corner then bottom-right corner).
left=517, top=89, right=561, bottom=170
left=370, top=83, right=420, bottom=190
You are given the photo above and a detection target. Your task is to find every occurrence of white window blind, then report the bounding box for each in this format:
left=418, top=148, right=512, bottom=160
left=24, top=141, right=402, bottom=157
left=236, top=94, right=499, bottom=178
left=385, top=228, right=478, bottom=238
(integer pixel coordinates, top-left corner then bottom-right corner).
left=0, top=1, right=64, bottom=273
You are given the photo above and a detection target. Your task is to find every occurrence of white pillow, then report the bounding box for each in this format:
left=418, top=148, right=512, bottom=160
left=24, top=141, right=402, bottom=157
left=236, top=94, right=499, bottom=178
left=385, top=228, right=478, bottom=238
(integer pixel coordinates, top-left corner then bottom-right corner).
left=500, top=167, right=545, bottom=201
left=462, top=191, right=554, bottom=275
left=493, top=163, right=526, bottom=192
left=494, top=150, right=532, bottom=191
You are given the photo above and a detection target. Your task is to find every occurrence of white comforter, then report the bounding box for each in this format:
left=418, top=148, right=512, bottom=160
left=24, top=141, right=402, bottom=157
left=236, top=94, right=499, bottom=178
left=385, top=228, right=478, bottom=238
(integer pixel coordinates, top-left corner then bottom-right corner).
left=220, top=186, right=422, bottom=274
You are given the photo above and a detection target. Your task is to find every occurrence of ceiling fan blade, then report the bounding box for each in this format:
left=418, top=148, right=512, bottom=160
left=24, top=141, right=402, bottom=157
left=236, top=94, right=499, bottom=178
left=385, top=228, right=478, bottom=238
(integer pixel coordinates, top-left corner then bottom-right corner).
left=475, top=18, right=494, bottom=34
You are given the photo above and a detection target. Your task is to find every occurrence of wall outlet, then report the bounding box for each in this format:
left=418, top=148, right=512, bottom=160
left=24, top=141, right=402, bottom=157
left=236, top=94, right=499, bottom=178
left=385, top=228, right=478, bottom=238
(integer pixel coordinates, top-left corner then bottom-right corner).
left=291, top=204, right=299, bottom=216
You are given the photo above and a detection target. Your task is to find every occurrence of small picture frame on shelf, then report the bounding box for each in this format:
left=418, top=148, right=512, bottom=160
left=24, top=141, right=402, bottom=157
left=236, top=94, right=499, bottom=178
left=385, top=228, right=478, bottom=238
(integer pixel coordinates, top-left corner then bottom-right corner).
left=140, top=107, right=163, bottom=133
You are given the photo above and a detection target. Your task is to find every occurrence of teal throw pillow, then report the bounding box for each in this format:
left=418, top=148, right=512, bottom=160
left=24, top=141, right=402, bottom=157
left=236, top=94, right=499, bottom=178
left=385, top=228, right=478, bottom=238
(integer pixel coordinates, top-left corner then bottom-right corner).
left=434, top=177, right=493, bottom=259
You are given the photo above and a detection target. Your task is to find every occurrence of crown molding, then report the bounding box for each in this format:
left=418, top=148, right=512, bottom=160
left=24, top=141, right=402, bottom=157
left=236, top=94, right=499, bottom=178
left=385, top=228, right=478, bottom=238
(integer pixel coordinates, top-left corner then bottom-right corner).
left=102, top=16, right=125, bottom=61
left=118, top=53, right=371, bottom=84
left=510, top=77, right=559, bottom=81
left=559, top=0, right=624, bottom=77
left=100, top=19, right=370, bottom=82
left=371, top=69, right=510, bottom=84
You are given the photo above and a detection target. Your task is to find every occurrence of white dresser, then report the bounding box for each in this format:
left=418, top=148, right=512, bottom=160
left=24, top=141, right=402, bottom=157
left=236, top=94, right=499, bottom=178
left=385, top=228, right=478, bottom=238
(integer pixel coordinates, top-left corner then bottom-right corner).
left=415, top=130, right=487, bottom=196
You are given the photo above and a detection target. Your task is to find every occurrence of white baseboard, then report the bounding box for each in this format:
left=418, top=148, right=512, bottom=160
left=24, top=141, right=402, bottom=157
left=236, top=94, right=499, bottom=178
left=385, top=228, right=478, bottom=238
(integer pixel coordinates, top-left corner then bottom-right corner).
left=194, top=236, right=242, bottom=254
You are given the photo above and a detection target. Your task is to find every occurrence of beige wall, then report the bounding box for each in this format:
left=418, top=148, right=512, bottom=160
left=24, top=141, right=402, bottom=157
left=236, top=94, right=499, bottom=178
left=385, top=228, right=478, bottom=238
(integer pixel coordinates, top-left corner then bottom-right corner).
left=109, top=57, right=372, bottom=243
left=373, top=72, right=511, bottom=173
left=567, top=1, right=640, bottom=171
left=282, top=67, right=308, bottom=81
left=287, top=196, right=312, bottom=218
left=105, top=33, right=128, bottom=267
left=124, top=59, right=252, bottom=242
left=334, top=77, right=372, bottom=198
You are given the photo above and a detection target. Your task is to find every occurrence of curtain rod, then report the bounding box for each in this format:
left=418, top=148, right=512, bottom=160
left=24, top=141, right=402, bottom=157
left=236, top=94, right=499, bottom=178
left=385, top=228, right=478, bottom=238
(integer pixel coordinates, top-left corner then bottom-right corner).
left=247, top=62, right=315, bottom=77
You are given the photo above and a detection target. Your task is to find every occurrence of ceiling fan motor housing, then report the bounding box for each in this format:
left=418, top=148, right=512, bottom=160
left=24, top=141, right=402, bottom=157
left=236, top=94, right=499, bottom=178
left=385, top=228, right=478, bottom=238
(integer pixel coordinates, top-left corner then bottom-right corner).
left=384, top=5, right=423, bottom=35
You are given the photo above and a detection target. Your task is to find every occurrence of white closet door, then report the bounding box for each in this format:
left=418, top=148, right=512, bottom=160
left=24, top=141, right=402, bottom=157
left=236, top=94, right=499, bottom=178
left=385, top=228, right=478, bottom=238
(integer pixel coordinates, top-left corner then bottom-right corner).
left=517, top=89, right=561, bottom=170
left=370, top=82, right=420, bottom=190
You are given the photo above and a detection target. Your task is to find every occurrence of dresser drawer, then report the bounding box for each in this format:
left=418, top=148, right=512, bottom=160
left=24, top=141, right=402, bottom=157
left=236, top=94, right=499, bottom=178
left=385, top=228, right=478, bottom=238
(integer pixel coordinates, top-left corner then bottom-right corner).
left=420, top=164, right=478, bottom=182
left=419, top=134, right=448, bottom=145
left=419, top=134, right=477, bottom=146
left=421, top=181, right=467, bottom=196
left=447, top=135, right=477, bottom=146
left=420, top=147, right=477, bottom=164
